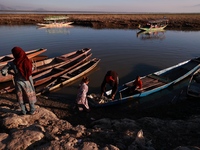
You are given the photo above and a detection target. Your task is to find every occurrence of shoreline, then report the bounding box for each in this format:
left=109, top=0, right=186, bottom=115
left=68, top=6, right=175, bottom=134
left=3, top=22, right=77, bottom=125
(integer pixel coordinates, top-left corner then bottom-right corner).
left=0, top=87, right=200, bottom=149
left=0, top=14, right=200, bottom=30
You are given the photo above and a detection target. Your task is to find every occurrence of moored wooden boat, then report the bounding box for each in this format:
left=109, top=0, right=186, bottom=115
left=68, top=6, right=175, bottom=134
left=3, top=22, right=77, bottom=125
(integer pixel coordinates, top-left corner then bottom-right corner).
left=37, top=58, right=100, bottom=95
left=88, top=57, right=200, bottom=107
left=33, top=52, right=92, bottom=87
left=0, top=48, right=47, bottom=68
left=187, top=68, right=200, bottom=98
left=32, top=48, right=91, bottom=74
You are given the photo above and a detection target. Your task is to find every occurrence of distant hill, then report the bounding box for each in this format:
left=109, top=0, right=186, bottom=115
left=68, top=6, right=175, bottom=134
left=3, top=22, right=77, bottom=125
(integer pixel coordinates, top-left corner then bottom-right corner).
left=0, top=4, right=47, bottom=11
left=34, top=8, right=47, bottom=11
left=0, top=4, right=14, bottom=10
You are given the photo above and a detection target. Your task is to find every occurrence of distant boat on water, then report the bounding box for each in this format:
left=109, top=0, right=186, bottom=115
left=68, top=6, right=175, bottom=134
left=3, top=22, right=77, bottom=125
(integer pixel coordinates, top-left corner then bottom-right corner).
left=138, top=18, right=169, bottom=31
left=36, top=16, right=73, bottom=28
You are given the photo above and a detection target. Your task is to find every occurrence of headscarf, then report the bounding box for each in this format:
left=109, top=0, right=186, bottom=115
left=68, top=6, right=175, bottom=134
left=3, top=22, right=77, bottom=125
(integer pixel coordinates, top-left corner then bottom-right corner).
left=106, top=75, right=115, bottom=83
left=12, top=47, right=32, bottom=80
left=106, top=75, right=115, bottom=87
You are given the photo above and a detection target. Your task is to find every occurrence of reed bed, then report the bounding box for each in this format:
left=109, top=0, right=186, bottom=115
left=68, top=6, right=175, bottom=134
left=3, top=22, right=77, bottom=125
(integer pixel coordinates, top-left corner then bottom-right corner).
left=0, top=13, right=200, bottom=30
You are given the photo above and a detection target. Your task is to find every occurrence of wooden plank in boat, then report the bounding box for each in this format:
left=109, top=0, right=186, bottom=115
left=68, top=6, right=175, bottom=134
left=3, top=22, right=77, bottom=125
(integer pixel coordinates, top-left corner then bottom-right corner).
left=60, top=75, right=71, bottom=79
left=147, top=74, right=170, bottom=83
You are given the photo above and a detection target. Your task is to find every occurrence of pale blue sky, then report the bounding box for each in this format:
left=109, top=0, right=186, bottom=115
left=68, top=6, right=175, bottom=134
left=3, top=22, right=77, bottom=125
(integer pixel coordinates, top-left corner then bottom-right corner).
left=1, top=0, right=200, bottom=13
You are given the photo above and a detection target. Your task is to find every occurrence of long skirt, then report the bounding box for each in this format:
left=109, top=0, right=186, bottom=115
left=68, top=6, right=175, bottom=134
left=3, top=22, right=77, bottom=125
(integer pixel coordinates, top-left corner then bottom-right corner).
left=15, top=76, right=37, bottom=104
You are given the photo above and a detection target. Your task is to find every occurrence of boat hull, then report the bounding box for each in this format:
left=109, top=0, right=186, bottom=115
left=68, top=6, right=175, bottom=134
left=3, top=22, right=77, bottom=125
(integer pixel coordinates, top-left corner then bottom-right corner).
left=37, top=22, right=73, bottom=28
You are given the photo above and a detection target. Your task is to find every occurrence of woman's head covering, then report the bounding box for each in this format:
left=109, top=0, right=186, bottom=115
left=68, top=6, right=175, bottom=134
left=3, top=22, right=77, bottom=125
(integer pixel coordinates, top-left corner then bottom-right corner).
left=106, top=76, right=114, bottom=83
left=12, top=47, right=32, bottom=80
left=106, top=75, right=115, bottom=87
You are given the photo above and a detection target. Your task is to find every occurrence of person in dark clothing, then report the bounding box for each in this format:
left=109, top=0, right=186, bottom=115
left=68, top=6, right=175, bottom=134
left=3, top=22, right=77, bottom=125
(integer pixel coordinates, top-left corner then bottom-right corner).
left=101, top=70, right=119, bottom=100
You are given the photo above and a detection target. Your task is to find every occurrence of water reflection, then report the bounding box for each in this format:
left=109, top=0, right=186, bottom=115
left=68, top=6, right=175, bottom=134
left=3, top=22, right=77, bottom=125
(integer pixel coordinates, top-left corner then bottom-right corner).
left=36, top=25, right=73, bottom=34
left=137, top=30, right=166, bottom=40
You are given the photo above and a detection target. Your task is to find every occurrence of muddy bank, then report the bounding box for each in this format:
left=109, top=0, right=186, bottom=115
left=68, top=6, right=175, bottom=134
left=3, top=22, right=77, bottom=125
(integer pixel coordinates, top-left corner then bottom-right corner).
left=0, top=14, right=200, bottom=30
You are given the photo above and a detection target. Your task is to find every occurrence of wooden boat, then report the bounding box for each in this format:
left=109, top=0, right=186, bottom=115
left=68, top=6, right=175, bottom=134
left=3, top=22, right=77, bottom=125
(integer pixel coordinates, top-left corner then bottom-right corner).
left=0, top=49, right=92, bottom=94
left=33, top=52, right=92, bottom=87
left=88, top=57, right=200, bottom=107
left=37, top=58, right=100, bottom=95
left=0, top=48, right=47, bottom=68
left=37, top=16, right=73, bottom=28
left=138, top=18, right=169, bottom=31
left=187, top=68, right=200, bottom=98
left=0, top=48, right=91, bottom=83
left=32, top=48, right=91, bottom=74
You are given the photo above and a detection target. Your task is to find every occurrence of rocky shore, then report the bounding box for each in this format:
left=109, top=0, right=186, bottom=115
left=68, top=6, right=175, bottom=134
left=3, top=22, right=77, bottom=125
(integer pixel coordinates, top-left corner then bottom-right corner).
left=0, top=14, right=200, bottom=30
left=0, top=86, right=200, bottom=149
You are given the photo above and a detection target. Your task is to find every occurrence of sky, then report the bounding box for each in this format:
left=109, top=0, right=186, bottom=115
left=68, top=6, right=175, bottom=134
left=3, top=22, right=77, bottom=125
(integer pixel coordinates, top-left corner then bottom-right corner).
left=1, top=0, right=200, bottom=13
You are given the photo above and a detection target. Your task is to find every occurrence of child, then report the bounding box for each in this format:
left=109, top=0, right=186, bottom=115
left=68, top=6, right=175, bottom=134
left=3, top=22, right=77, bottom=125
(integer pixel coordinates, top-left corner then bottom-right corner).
left=130, top=76, right=143, bottom=94
left=76, top=76, right=90, bottom=112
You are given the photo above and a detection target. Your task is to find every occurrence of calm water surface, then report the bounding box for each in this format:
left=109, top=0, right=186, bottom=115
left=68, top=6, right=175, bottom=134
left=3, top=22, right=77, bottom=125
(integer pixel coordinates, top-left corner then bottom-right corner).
left=0, top=25, right=200, bottom=99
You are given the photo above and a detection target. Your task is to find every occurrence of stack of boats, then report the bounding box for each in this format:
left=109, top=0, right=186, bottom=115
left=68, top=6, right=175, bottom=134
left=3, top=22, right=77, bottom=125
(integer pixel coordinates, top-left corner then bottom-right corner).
left=0, top=48, right=100, bottom=95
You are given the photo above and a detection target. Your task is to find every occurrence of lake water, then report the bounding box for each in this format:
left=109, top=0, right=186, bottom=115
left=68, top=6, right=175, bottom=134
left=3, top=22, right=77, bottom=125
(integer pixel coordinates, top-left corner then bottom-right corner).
left=0, top=25, right=200, bottom=100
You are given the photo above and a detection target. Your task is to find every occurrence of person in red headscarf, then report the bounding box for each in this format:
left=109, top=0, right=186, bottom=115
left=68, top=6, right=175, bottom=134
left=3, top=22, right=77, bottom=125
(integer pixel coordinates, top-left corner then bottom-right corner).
left=1, top=47, right=37, bottom=115
left=129, top=76, right=143, bottom=93
left=101, top=70, right=119, bottom=100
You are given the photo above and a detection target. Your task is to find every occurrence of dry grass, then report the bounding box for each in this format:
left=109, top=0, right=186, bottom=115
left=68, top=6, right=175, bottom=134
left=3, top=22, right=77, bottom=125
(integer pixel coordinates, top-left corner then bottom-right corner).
left=0, top=13, right=200, bottom=30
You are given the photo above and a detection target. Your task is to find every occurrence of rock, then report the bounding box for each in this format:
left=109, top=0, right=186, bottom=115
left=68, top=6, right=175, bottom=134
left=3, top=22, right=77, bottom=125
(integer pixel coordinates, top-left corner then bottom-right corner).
left=2, top=106, right=59, bottom=129
left=81, top=142, right=99, bottom=150
left=6, top=125, right=44, bottom=150
left=0, top=133, right=9, bottom=150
